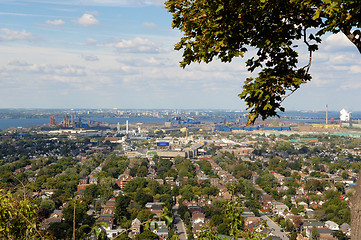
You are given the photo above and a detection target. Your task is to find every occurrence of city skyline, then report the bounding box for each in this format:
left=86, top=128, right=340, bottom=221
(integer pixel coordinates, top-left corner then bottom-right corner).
left=1, top=0, right=361, bottom=112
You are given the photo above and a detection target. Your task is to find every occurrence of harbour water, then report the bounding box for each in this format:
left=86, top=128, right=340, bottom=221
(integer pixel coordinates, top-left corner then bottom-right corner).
left=0, top=111, right=360, bottom=130
left=0, top=117, right=166, bottom=130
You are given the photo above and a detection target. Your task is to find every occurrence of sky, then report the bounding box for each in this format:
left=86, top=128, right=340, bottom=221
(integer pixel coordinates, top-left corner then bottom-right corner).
left=0, top=0, right=360, bottom=112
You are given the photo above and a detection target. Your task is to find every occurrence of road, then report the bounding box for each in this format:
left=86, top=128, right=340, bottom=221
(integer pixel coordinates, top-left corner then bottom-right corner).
left=261, top=215, right=289, bottom=240
left=172, top=204, right=188, bottom=240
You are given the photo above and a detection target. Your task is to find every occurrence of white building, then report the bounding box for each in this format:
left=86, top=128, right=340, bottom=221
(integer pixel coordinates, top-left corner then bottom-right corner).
left=325, top=220, right=339, bottom=231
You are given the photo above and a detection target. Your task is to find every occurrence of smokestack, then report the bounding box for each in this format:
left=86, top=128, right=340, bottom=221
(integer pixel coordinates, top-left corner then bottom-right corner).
left=326, top=105, right=328, bottom=124
left=126, top=120, right=129, bottom=135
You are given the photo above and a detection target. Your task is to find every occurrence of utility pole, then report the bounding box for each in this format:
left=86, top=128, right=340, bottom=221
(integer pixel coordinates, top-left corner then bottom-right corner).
left=73, top=198, right=76, bottom=240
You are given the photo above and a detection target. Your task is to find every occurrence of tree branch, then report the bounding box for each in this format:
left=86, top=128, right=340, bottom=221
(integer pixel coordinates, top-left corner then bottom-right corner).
left=302, top=28, right=313, bottom=75
left=281, top=28, right=314, bottom=103
left=341, top=27, right=361, bottom=54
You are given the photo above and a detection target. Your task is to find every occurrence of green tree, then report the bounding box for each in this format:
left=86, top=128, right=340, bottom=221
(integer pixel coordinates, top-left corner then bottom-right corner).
left=84, top=184, right=100, bottom=201
left=0, top=190, right=45, bottom=239
left=137, top=165, right=148, bottom=177
left=115, top=195, right=131, bottom=221
left=135, top=229, right=159, bottom=240
left=290, top=232, right=298, bottom=240
left=165, top=0, right=361, bottom=123
left=161, top=206, right=174, bottom=227
left=39, top=199, right=56, bottom=218
left=311, top=226, right=320, bottom=240
left=332, top=230, right=348, bottom=240
left=48, top=222, right=71, bottom=239
left=135, top=188, right=153, bottom=206
left=63, top=199, right=90, bottom=231
left=341, top=171, right=349, bottom=179
left=78, top=222, right=109, bottom=240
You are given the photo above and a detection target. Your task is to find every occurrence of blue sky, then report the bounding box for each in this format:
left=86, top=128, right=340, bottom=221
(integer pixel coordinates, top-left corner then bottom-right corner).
left=0, top=0, right=360, bottom=112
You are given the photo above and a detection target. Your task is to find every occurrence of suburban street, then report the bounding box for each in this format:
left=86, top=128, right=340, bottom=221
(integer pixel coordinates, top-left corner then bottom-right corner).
left=261, top=215, right=290, bottom=240
left=173, top=204, right=188, bottom=240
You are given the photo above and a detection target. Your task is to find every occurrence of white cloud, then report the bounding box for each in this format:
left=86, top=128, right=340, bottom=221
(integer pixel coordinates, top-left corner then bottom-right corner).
left=327, top=54, right=356, bottom=65
left=339, top=81, right=361, bottom=90
left=45, top=19, right=65, bottom=26
left=350, top=65, right=361, bottom=74
left=22, top=0, right=164, bottom=7
left=142, top=22, right=157, bottom=29
left=6, top=62, right=86, bottom=76
left=86, top=38, right=98, bottom=45
left=113, top=37, right=161, bottom=53
left=82, top=54, right=99, bottom=61
left=76, top=13, right=99, bottom=26
left=8, top=60, right=32, bottom=66
left=91, top=0, right=164, bottom=6
left=324, top=32, right=355, bottom=51
left=0, top=28, right=36, bottom=41
left=0, top=11, right=57, bottom=18
left=116, top=56, right=166, bottom=67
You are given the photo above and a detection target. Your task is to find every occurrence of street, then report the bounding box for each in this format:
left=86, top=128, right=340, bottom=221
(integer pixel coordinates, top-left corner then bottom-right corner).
left=173, top=204, right=188, bottom=240
left=261, top=215, right=290, bottom=240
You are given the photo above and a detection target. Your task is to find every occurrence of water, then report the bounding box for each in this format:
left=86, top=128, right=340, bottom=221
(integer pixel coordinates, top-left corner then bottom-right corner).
left=0, top=111, right=360, bottom=130
left=0, top=118, right=52, bottom=130
left=0, top=117, right=166, bottom=130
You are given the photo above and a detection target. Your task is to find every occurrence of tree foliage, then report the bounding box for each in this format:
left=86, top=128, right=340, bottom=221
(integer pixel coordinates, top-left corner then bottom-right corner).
left=165, top=0, right=361, bottom=123
left=135, top=229, right=159, bottom=240
left=0, top=190, right=46, bottom=239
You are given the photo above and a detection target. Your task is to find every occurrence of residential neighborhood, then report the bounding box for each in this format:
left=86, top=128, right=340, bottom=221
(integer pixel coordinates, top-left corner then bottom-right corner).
left=1, top=110, right=361, bottom=239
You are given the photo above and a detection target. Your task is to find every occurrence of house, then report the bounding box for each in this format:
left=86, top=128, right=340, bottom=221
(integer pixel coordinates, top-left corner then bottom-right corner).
left=191, top=212, right=205, bottom=224
left=104, top=227, right=126, bottom=240
left=241, top=208, right=256, bottom=218
left=165, top=176, right=175, bottom=186
left=261, top=194, right=275, bottom=212
left=145, top=202, right=164, bottom=218
left=305, top=227, right=336, bottom=239
left=309, top=201, right=320, bottom=209
left=101, top=197, right=116, bottom=215
left=129, top=218, right=141, bottom=238
left=192, top=221, right=206, bottom=236
left=89, top=177, right=98, bottom=184
left=339, top=223, right=351, bottom=236
left=305, top=208, right=315, bottom=217
left=154, top=179, right=164, bottom=185
left=244, top=216, right=261, bottom=231
left=77, top=184, right=89, bottom=191
left=301, top=219, right=324, bottom=230
left=116, top=174, right=134, bottom=190
left=41, top=189, right=55, bottom=199
left=150, top=221, right=169, bottom=240
left=298, top=201, right=308, bottom=209
left=76, top=189, right=85, bottom=198
left=325, top=220, right=339, bottom=231
left=302, top=220, right=325, bottom=237
left=209, top=178, right=220, bottom=187
left=40, top=212, right=63, bottom=230
left=79, top=177, right=89, bottom=185
left=97, top=215, right=115, bottom=229
left=273, top=203, right=289, bottom=216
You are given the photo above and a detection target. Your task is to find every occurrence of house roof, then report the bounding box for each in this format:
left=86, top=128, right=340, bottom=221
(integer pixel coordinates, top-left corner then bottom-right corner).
left=302, top=220, right=324, bottom=227
left=132, top=218, right=141, bottom=226
left=340, top=222, right=351, bottom=229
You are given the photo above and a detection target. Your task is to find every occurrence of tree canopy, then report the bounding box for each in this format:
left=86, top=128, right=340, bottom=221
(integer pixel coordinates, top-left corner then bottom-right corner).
left=165, top=0, right=361, bottom=124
